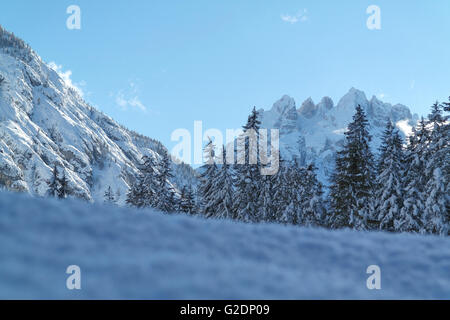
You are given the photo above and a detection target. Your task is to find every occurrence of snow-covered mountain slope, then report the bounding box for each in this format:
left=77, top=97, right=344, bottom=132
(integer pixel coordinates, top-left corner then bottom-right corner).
left=0, top=191, right=449, bottom=299
left=259, top=89, right=419, bottom=183
left=0, top=27, right=196, bottom=203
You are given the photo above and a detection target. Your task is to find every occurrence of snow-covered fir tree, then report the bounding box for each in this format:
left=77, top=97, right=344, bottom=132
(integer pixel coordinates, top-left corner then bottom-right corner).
left=329, top=105, right=376, bottom=230
left=399, top=127, right=424, bottom=233
left=373, top=121, right=405, bottom=232
left=443, top=97, right=450, bottom=112
left=259, top=169, right=276, bottom=222
left=104, top=186, right=116, bottom=204
left=271, top=158, right=294, bottom=224
left=47, top=164, right=60, bottom=198
left=126, top=155, right=158, bottom=208
left=179, top=186, right=196, bottom=215
left=282, top=159, right=305, bottom=225
left=154, top=151, right=177, bottom=213
left=57, top=170, right=68, bottom=199
left=423, top=102, right=449, bottom=235
left=198, top=139, right=218, bottom=218
left=233, top=107, right=263, bottom=222
left=210, top=146, right=234, bottom=219
left=298, top=163, right=325, bottom=227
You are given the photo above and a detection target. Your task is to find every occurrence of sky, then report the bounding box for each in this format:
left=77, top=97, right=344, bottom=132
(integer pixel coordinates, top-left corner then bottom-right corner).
left=1, top=0, right=449, bottom=151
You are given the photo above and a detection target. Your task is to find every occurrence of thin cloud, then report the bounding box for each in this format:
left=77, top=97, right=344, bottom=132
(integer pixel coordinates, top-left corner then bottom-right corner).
left=116, top=92, right=147, bottom=112
left=281, top=9, right=308, bottom=24
left=114, top=80, right=148, bottom=112
left=48, top=62, right=85, bottom=97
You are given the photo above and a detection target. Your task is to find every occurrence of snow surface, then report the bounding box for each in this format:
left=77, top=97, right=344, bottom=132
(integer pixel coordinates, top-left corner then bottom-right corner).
left=0, top=191, right=449, bottom=300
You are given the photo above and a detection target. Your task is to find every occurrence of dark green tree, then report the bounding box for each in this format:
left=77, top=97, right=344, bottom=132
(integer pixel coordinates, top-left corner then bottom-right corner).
left=329, top=105, right=376, bottom=230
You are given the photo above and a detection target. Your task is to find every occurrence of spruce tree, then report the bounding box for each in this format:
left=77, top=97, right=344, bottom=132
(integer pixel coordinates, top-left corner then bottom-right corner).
left=211, top=146, right=234, bottom=219
left=283, top=159, right=305, bottom=225
left=104, top=186, right=116, bottom=204
left=399, top=125, right=425, bottom=233
left=271, top=158, right=293, bottom=224
left=259, top=171, right=275, bottom=222
left=299, top=163, right=325, bottom=227
left=178, top=186, right=188, bottom=213
left=329, top=105, right=375, bottom=230
left=126, top=176, right=146, bottom=208
left=47, top=164, right=60, bottom=198
left=443, top=97, right=450, bottom=112
left=126, top=155, right=158, bottom=208
left=154, top=151, right=176, bottom=213
left=233, top=107, right=263, bottom=222
left=423, top=102, right=449, bottom=235
left=374, top=121, right=405, bottom=232
left=198, top=139, right=218, bottom=218
left=57, top=170, right=68, bottom=199
left=179, top=186, right=196, bottom=214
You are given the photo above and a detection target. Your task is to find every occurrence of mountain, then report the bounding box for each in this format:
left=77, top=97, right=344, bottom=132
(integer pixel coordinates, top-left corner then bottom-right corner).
left=258, top=88, right=418, bottom=184
left=0, top=25, right=419, bottom=202
left=0, top=26, right=196, bottom=203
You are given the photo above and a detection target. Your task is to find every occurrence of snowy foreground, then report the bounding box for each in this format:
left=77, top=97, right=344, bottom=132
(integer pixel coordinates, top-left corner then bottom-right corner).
left=0, top=191, right=449, bottom=300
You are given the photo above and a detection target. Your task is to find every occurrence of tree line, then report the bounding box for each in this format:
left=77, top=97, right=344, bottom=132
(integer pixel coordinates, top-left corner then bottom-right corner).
left=120, top=99, right=449, bottom=235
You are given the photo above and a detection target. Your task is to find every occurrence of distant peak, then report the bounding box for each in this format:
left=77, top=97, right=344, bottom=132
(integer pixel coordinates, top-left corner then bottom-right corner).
left=271, top=95, right=296, bottom=113
left=337, top=88, right=369, bottom=109
left=298, top=97, right=318, bottom=118
left=318, top=96, right=334, bottom=110
left=348, top=87, right=364, bottom=94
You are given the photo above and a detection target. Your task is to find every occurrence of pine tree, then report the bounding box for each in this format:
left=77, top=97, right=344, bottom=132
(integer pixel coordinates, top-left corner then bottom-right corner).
left=233, top=107, right=263, bottom=222
left=271, top=158, right=293, bottom=224
left=126, top=155, right=158, bottom=208
left=373, top=121, right=405, bottom=232
left=178, top=186, right=188, bottom=213
left=198, top=139, right=218, bottom=218
left=47, top=164, right=60, bottom=198
left=424, top=168, right=448, bottom=235
left=179, top=186, right=196, bottom=214
left=211, top=146, right=234, bottom=219
left=442, top=98, right=450, bottom=234
left=399, top=124, right=425, bottom=233
left=126, top=177, right=146, bottom=208
left=104, top=186, right=116, bottom=204
left=259, top=171, right=275, bottom=222
left=57, top=170, right=68, bottom=199
left=443, top=96, right=450, bottom=112
left=282, top=159, right=304, bottom=225
left=154, top=151, right=176, bottom=213
left=329, top=105, right=375, bottom=230
left=299, top=163, right=325, bottom=227
left=423, top=102, right=449, bottom=235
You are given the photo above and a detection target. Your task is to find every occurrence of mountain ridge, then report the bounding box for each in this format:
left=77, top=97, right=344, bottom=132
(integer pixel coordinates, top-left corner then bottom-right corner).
left=0, top=26, right=196, bottom=203
left=258, top=87, right=418, bottom=184
left=0, top=25, right=419, bottom=200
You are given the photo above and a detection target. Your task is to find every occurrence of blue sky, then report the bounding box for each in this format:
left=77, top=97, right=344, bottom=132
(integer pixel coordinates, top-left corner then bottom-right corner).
left=1, top=0, right=449, bottom=150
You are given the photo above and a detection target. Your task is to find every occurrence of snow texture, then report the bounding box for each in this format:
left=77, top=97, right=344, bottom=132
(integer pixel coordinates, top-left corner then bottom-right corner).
left=0, top=191, right=449, bottom=300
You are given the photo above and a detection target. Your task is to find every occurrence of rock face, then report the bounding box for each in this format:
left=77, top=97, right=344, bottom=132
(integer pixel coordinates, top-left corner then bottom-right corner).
left=0, top=26, right=196, bottom=203
left=298, top=97, right=317, bottom=118
left=259, top=88, right=418, bottom=184
left=271, top=95, right=298, bottom=134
